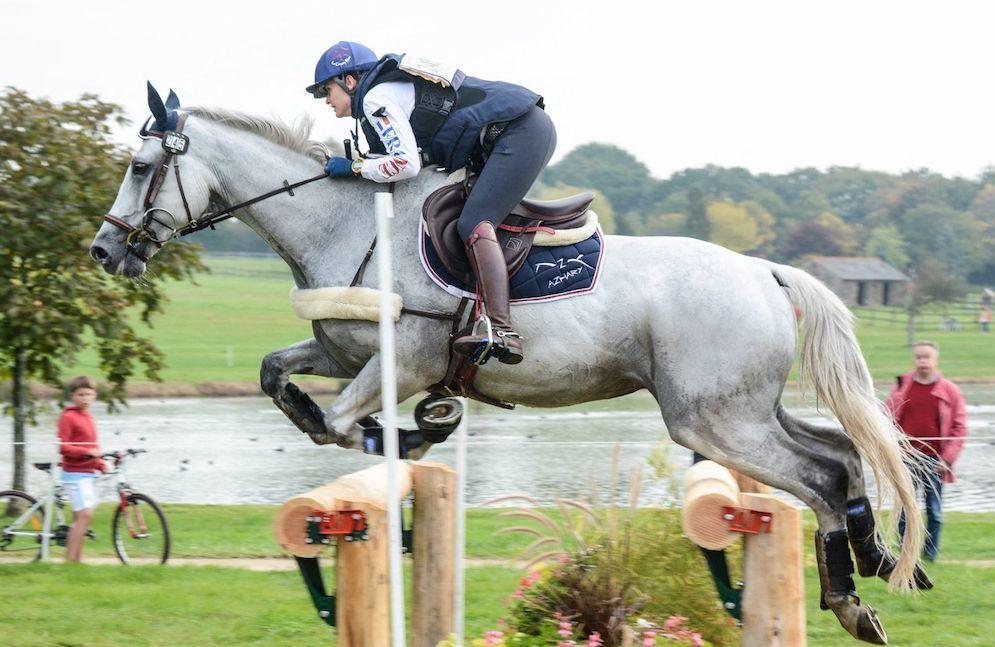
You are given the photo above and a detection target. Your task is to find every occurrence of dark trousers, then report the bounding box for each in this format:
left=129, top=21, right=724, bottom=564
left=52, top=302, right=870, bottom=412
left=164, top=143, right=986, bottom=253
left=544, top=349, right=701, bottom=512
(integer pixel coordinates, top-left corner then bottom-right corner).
left=457, top=105, right=557, bottom=242
left=899, top=457, right=944, bottom=559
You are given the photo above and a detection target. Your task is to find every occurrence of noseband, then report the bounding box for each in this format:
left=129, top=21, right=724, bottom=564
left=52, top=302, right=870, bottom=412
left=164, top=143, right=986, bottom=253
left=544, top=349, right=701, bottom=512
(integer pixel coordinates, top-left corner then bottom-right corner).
left=103, top=112, right=327, bottom=263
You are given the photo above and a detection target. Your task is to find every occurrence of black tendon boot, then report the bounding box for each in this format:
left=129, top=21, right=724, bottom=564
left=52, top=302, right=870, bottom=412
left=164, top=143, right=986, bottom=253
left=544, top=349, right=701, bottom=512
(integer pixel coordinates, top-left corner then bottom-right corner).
left=815, top=530, right=888, bottom=644
left=452, top=221, right=523, bottom=364
left=846, top=497, right=933, bottom=589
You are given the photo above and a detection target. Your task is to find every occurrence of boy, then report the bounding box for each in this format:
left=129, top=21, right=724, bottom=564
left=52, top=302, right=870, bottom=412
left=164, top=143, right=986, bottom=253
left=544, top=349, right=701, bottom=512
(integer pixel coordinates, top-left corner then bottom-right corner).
left=57, top=376, right=107, bottom=562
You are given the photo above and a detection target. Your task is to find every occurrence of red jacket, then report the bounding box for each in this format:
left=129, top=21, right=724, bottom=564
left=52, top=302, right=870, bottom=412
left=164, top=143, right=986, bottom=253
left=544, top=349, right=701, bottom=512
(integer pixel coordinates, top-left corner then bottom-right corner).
left=884, top=372, right=967, bottom=484
left=57, top=406, right=106, bottom=473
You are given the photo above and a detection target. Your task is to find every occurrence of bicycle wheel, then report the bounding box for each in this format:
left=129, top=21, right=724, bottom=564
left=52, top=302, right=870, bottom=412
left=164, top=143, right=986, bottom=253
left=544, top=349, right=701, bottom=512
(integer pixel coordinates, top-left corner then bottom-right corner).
left=0, top=490, right=41, bottom=564
left=112, top=492, right=170, bottom=565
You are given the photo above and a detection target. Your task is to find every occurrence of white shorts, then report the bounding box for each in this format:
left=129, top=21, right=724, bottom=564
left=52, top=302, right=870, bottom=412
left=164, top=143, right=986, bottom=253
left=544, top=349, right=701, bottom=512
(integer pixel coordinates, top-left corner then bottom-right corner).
left=61, top=471, right=99, bottom=512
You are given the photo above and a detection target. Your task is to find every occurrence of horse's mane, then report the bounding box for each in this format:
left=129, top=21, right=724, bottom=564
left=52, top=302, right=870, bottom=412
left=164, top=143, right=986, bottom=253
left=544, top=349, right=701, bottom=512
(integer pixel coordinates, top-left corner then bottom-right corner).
left=185, top=107, right=342, bottom=162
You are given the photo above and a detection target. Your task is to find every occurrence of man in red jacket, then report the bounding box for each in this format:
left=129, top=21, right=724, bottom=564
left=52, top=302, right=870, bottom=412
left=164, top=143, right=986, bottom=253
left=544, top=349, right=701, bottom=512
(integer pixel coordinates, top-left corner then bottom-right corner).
left=884, top=341, right=968, bottom=561
left=57, top=376, right=108, bottom=562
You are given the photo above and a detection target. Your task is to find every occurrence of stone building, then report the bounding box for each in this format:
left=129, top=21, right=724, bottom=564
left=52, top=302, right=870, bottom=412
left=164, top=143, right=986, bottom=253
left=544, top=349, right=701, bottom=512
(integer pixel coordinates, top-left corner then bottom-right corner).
left=802, top=256, right=910, bottom=307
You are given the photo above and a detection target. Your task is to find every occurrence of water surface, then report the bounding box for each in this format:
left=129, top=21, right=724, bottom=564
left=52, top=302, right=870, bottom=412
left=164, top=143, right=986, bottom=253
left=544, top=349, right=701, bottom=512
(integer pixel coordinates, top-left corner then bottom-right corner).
left=3, top=387, right=993, bottom=511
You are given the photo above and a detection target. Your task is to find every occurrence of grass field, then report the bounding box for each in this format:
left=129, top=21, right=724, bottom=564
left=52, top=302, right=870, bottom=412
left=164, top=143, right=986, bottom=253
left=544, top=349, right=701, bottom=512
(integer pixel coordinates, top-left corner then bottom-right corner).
left=70, top=254, right=995, bottom=386
left=1, top=507, right=993, bottom=645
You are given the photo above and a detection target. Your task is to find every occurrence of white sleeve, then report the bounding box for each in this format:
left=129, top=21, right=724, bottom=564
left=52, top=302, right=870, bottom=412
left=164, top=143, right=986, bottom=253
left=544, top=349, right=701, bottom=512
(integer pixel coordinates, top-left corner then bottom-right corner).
left=359, top=82, right=422, bottom=183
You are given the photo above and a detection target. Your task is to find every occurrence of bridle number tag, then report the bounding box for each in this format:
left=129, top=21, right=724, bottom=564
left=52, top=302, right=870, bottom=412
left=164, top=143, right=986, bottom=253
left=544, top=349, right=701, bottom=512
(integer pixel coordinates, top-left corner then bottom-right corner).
left=162, top=131, right=189, bottom=155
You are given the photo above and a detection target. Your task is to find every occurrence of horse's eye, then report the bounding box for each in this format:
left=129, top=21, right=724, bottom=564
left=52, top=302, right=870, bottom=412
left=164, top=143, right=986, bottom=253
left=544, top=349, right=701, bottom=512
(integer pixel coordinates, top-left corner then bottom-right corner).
left=132, top=161, right=151, bottom=176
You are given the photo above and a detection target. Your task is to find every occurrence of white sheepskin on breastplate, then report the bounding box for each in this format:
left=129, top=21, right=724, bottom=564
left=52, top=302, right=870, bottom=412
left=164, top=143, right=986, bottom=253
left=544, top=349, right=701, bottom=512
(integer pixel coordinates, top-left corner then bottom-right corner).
left=290, top=286, right=402, bottom=322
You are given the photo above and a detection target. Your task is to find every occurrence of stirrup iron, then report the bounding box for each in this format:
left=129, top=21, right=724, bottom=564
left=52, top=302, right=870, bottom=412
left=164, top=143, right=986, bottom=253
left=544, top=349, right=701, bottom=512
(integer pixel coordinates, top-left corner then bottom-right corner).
left=468, top=315, right=496, bottom=366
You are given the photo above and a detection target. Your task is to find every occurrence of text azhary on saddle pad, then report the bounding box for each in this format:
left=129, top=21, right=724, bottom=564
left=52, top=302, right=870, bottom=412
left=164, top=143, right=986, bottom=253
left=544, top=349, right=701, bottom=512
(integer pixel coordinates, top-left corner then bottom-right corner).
left=419, top=220, right=605, bottom=303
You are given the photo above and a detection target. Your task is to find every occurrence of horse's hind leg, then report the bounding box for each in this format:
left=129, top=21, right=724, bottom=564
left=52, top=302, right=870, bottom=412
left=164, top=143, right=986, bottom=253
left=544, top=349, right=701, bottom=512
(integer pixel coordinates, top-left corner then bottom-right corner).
left=667, top=414, right=888, bottom=644
left=777, top=406, right=932, bottom=590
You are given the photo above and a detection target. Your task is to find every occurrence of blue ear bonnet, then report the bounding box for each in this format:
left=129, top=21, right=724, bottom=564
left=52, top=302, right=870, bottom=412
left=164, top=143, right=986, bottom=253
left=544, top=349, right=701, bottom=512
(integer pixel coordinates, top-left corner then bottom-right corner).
left=146, top=81, right=182, bottom=132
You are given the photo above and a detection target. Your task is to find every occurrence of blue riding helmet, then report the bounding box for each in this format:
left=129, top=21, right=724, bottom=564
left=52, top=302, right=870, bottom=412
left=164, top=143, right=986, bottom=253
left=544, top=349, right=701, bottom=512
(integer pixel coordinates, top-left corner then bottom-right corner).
left=306, top=40, right=379, bottom=98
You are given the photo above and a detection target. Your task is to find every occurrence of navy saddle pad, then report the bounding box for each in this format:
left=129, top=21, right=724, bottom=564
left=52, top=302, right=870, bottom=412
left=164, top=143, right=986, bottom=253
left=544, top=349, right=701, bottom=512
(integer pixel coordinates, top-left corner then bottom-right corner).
left=419, top=221, right=605, bottom=303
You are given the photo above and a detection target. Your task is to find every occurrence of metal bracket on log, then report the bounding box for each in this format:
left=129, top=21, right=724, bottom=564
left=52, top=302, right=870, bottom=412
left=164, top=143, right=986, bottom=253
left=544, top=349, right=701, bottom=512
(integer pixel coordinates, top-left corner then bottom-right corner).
left=305, top=509, right=368, bottom=546
left=721, top=506, right=773, bottom=534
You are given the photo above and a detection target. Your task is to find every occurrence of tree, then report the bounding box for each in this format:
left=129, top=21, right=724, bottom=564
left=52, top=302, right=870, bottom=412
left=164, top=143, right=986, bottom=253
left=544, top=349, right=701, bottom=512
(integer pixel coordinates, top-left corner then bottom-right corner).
left=905, top=259, right=968, bottom=346
left=775, top=212, right=857, bottom=262
left=863, top=226, right=910, bottom=270
left=540, top=143, right=654, bottom=232
left=530, top=182, right=617, bottom=234
left=683, top=187, right=710, bottom=241
left=899, top=204, right=985, bottom=278
left=705, top=200, right=775, bottom=254
left=637, top=211, right=686, bottom=237
left=0, top=88, right=204, bottom=490
left=967, top=184, right=995, bottom=284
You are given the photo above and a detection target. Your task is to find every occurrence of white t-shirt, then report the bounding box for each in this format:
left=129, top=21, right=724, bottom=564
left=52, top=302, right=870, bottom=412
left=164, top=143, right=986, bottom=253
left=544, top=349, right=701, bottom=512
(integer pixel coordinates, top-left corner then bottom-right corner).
left=358, top=81, right=422, bottom=183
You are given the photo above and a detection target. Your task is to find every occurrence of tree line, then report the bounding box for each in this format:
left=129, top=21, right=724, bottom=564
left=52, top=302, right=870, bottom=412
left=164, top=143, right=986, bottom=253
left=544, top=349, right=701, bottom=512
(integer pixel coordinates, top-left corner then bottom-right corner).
left=536, top=143, right=995, bottom=286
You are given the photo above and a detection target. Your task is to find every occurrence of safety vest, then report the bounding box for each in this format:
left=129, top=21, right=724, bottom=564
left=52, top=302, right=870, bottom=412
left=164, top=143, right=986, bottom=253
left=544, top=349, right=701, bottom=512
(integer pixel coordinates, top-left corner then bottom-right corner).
left=352, top=54, right=543, bottom=171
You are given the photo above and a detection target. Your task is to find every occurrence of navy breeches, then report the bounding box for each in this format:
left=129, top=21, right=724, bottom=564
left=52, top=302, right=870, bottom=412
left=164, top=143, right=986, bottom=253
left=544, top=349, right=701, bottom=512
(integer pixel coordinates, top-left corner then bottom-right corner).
left=456, top=105, right=557, bottom=242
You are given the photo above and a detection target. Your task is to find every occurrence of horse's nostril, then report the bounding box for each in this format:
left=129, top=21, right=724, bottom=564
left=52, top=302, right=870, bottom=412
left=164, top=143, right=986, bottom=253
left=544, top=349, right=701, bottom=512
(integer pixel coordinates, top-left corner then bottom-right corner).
left=90, top=245, right=109, bottom=263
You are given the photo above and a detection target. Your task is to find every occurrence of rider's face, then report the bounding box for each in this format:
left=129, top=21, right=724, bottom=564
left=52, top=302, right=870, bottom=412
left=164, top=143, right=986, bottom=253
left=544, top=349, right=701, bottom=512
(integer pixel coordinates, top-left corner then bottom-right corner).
left=324, top=76, right=356, bottom=118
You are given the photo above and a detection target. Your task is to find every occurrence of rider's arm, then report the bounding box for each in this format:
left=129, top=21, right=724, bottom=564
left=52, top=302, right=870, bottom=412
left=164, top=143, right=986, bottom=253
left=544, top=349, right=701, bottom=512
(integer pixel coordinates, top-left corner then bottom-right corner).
left=358, top=82, right=421, bottom=183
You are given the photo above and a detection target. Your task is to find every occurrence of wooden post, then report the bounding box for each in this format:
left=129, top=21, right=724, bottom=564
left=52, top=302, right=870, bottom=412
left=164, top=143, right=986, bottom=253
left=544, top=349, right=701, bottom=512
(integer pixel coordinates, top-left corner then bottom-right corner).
left=275, top=462, right=459, bottom=647
left=335, top=492, right=390, bottom=647
left=411, top=462, right=457, bottom=647
left=273, top=462, right=415, bottom=647
left=740, top=493, right=806, bottom=647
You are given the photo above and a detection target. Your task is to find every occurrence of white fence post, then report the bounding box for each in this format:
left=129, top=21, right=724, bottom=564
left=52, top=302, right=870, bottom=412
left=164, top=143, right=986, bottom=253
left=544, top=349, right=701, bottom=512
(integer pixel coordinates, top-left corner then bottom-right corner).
left=375, top=192, right=406, bottom=647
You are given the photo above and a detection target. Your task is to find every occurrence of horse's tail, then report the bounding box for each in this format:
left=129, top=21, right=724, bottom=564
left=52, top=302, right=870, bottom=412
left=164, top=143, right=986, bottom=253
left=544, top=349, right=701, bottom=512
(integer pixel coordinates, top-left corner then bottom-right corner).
left=767, top=261, right=923, bottom=594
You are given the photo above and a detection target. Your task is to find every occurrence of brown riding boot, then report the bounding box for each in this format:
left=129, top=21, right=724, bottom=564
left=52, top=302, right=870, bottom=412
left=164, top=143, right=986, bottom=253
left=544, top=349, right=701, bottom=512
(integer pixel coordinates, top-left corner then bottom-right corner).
left=452, top=221, right=523, bottom=365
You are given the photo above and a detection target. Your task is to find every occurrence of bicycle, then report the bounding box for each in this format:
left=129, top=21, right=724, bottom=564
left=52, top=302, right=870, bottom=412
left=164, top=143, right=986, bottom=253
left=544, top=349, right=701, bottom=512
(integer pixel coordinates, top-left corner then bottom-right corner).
left=0, top=448, right=170, bottom=564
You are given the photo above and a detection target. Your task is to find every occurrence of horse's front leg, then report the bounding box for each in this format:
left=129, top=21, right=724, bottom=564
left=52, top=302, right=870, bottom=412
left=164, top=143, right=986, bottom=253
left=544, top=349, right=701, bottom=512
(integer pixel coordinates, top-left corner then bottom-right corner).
left=323, top=354, right=429, bottom=454
left=260, top=338, right=350, bottom=444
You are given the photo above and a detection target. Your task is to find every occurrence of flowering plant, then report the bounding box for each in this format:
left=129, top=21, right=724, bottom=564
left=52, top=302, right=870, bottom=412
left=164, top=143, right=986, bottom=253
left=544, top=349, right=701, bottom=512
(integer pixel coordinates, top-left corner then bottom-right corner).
left=470, top=446, right=719, bottom=646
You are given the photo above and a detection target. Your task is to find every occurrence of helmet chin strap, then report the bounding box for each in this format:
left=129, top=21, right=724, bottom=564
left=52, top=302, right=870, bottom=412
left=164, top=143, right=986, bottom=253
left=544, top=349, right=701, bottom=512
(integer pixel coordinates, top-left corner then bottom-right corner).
left=336, top=73, right=367, bottom=158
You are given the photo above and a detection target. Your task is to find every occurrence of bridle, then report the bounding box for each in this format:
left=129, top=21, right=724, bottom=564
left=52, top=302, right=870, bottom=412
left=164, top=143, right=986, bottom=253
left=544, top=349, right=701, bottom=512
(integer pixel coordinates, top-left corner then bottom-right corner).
left=103, top=112, right=326, bottom=263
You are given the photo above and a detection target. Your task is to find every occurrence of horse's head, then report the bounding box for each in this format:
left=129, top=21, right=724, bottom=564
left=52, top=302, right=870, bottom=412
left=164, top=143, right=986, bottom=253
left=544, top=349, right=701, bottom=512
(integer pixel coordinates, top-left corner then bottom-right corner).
left=90, top=83, right=215, bottom=277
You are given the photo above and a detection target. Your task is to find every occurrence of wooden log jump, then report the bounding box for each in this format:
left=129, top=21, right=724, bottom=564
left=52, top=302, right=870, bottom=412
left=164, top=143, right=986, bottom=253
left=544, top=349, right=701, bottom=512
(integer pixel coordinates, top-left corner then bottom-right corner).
left=274, top=461, right=456, bottom=647
left=683, top=460, right=806, bottom=647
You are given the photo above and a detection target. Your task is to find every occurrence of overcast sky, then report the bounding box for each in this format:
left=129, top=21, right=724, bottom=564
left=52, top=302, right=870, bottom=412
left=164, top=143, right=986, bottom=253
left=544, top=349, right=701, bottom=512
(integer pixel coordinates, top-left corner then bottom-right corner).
left=3, top=0, right=994, bottom=180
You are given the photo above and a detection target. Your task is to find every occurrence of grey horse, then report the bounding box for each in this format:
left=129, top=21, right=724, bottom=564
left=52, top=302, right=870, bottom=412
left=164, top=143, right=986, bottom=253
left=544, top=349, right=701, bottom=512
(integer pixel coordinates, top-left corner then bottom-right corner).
left=89, top=97, right=931, bottom=643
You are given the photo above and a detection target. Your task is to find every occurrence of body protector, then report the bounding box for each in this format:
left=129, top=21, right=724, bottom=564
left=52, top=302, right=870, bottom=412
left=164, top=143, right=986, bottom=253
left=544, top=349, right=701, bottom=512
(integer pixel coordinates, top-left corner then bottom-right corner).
left=352, top=54, right=543, bottom=172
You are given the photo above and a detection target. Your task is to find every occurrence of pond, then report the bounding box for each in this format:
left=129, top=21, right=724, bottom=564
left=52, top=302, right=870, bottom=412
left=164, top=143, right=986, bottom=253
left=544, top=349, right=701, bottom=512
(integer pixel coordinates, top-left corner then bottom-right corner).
left=2, top=386, right=993, bottom=510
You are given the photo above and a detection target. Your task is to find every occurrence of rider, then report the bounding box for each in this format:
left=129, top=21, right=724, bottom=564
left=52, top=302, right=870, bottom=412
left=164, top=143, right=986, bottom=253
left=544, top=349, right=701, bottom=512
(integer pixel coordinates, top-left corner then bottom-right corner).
left=306, top=40, right=556, bottom=364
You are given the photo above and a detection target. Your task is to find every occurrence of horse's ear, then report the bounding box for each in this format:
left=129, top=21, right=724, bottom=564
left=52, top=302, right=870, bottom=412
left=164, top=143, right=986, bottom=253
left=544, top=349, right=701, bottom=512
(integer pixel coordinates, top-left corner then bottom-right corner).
left=147, top=81, right=168, bottom=129
left=165, top=89, right=181, bottom=110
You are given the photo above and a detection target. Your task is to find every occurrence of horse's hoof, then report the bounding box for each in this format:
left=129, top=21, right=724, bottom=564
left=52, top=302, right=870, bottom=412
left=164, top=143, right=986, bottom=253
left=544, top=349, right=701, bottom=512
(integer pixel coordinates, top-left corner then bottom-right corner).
left=911, top=563, right=934, bottom=589
left=403, top=442, right=433, bottom=461
left=824, top=593, right=888, bottom=644
left=879, top=562, right=933, bottom=590
left=863, top=553, right=934, bottom=590
left=305, top=431, right=337, bottom=446
left=414, top=396, right=463, bottom=433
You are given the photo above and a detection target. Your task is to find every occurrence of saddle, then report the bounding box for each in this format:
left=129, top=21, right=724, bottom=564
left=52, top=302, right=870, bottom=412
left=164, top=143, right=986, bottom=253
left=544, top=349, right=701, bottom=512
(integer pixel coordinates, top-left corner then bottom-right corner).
left=422, top=178, right=595, bottom=285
